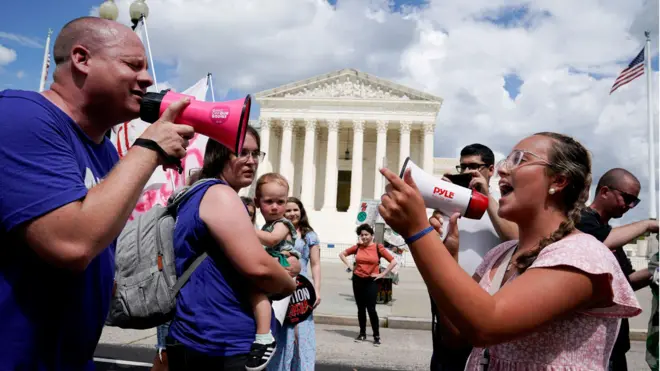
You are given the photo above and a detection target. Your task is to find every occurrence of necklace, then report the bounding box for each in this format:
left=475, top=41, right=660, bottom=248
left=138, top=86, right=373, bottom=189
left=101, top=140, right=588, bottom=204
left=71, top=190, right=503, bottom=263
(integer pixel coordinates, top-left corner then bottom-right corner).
left=506, top=261, right=516, bottom=272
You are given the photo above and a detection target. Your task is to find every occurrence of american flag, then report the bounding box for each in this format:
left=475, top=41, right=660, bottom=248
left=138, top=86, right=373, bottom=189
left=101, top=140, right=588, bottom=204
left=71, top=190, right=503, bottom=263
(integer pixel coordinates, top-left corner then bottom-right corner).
left=610, top=47, right=645, bottom=94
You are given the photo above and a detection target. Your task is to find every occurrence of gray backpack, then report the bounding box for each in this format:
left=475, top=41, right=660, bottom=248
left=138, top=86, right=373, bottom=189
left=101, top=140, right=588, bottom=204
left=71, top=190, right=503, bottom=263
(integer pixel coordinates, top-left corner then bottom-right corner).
left=105, top=179, right=215, bottom=329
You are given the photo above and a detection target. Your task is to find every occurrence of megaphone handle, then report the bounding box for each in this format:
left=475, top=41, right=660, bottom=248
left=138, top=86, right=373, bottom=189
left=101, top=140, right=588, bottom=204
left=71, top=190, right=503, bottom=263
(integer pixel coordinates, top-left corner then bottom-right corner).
left=133, top=138, right=183, bottom=173
left=438, top=212, right=450, bottom=242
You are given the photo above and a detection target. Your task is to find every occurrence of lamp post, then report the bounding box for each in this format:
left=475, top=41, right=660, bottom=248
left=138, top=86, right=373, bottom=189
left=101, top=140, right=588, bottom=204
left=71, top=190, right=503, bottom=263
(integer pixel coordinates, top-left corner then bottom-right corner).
left=129, top=0, right=150, bottom=30
left=127, top=0, right=158, bottom=89
left=99, top=0, right=119, bottom=21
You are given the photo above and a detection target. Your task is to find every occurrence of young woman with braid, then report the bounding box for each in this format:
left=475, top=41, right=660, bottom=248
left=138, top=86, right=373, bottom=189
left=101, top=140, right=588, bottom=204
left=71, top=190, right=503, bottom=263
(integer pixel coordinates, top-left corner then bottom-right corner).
left=377, top=132, right=641, bottom=370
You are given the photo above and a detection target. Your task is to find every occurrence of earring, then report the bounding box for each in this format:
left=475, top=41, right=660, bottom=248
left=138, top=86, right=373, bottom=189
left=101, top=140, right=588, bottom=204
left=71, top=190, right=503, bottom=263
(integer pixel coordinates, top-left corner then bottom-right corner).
left=549, top=188, right=556, bottom=195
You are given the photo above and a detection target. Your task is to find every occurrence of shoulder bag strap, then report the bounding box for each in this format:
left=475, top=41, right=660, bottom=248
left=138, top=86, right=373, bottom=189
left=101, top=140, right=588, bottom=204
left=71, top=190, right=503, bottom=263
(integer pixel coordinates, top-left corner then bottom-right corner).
left=488, top=244, right=516, bottom=295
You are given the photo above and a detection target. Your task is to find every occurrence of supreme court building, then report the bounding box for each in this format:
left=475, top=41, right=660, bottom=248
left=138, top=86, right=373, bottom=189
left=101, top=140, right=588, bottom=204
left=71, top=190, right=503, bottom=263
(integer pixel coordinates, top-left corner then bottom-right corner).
left=243, top=69, right=454, bottom=246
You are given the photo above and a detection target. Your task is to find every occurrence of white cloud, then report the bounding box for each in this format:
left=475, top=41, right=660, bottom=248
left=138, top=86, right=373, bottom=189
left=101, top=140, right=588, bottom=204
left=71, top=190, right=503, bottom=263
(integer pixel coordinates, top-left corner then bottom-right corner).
left=0, top=32, right=42, bottom=48
left=629, top=0, right=659, bottom=53
left=16, top=70, right=24, bottom=79
left=90, top=0, right=658, bottom=225
left=0, top=44, right=17, bottom=66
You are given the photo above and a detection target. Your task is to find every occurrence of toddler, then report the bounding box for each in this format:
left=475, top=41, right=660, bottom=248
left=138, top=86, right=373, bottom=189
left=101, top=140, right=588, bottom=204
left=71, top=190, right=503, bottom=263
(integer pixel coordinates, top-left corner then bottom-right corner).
left=245, top=172, right=300, bottom=371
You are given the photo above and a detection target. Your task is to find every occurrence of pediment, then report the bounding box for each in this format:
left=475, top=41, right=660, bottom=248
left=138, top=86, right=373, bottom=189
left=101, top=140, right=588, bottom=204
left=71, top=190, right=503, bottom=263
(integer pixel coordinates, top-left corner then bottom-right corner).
left=255, top=68, right=442, bottom=103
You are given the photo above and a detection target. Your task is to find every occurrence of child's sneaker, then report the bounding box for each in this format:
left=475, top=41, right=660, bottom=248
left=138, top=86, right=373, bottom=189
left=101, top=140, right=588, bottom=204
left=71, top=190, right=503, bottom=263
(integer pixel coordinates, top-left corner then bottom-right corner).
left=373, top=336, right=381, bottom=346
left=355, top=333, right=367, bottom=342
left=245, top=340, right=277, bottom=371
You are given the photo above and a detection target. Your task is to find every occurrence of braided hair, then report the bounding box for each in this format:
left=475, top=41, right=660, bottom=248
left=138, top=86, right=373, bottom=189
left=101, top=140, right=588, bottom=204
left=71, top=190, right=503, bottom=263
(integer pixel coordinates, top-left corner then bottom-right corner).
left=515, top=132, right=592, bottom=270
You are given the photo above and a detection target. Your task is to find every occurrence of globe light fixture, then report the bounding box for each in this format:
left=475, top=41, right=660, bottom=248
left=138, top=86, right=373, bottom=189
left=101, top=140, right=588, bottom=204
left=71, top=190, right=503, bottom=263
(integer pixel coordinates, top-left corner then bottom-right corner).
left=99, top=0, right=119, bottom=21
left=129, top=0, right=150, bottom=23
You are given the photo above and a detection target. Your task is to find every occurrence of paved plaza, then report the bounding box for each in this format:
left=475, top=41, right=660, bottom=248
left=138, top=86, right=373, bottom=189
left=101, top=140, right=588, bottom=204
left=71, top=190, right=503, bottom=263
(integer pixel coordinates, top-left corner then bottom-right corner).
left=97, top=261, right=655, bottom=370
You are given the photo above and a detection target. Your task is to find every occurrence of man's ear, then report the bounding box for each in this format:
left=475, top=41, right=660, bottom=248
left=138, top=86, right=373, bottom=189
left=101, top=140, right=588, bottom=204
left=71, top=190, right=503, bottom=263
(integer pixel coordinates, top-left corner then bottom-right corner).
left=70, top=45, right=92, bottom=75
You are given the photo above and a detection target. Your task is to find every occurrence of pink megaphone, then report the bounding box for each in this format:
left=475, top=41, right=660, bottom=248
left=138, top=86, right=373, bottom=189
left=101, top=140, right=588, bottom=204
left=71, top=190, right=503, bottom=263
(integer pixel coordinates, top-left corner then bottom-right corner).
left=140, top=89, right=251, bottom=155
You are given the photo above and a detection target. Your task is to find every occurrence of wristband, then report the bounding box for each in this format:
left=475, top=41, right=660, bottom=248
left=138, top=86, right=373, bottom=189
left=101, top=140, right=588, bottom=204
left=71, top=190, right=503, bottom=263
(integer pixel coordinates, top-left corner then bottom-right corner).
left=404, top=225, right=435, bottom=245
left=133, top=138, right=183, bottom=174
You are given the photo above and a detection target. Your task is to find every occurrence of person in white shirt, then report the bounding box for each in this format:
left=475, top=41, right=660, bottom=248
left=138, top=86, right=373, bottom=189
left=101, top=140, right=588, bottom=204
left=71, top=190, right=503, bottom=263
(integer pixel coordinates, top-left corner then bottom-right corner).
left=429, top=143, right=518, bottom=371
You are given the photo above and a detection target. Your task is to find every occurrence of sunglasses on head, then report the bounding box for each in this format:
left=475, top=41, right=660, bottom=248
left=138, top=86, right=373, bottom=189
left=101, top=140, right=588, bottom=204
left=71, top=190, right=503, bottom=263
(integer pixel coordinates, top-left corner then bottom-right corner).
left=608, top=186, right=640, bottom=208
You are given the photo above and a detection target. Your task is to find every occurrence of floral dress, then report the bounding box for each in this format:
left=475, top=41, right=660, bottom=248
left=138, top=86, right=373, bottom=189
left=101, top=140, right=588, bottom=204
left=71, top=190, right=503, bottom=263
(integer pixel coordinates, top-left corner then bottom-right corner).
left=268, top=231, right=320, bottom=371
left=464, top=234, right=642, bottom=371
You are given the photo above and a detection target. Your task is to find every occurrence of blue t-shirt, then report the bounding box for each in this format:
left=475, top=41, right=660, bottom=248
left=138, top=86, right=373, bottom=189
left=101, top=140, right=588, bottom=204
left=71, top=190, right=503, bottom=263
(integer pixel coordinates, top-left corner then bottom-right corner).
left=0, top=90, right=119, bottom=370
left=169, top=179, right=277, bottom=356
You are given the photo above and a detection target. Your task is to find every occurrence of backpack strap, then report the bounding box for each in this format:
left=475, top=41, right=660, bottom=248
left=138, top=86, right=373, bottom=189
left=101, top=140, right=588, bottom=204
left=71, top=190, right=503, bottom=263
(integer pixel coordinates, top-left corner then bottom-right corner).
left=166, top=178, right=225, bottom=296
left=167, top=178, right=220, bottom=213
left=171, top=251, right=208, bottom=297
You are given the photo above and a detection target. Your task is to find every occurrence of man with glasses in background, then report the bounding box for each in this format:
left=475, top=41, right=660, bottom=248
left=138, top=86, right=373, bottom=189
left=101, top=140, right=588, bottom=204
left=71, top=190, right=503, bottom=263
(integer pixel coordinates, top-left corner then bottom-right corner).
left=429, top=143, right=518, bottom=371
left=576, top=168, right=658, bottom=371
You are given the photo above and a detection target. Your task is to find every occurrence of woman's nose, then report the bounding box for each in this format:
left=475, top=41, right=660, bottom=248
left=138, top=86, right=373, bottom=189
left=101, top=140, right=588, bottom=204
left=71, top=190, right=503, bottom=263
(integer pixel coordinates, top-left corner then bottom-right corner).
left=497, top=165, right=509, bottom=178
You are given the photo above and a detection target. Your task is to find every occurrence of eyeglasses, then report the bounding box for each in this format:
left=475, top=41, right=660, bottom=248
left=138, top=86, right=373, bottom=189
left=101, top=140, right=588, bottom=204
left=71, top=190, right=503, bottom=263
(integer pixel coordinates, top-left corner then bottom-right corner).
left=496, top=149, right=550, bottom=172
left=456, top=163, right=487, bottom=173
left=238, top=149, right=266, bottom=163
left=608, top=187, right=641, bottom=208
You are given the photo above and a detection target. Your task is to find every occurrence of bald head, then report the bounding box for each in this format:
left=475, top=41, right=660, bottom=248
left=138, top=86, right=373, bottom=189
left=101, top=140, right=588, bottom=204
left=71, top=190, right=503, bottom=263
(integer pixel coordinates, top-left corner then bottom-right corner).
left=46, top=16, right=153, bottom=136
left=596, top=168, right=640, bottom=192
left=53, top=17, right=137, bottom=67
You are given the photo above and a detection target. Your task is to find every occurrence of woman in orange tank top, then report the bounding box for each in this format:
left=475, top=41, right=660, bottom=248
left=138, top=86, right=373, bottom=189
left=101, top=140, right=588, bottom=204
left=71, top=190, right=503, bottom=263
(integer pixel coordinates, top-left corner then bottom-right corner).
left=339, top=223, right=398, bottom=346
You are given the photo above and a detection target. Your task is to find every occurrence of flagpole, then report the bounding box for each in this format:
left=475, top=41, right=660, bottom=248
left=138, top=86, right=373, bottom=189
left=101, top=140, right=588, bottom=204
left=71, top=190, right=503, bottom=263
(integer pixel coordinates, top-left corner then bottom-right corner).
left=207, top=73, right=216, bottom=102
left=38, top=29, right=52, bottom=92
left=645, top=31, right=657, bottom=220
left=140, top=15, right=159, bottom=91
left=137, top=13, right=174, bottom=189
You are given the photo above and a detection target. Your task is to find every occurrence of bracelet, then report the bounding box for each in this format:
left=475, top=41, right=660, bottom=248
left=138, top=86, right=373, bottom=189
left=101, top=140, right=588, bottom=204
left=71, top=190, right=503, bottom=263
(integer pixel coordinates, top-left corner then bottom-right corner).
left=133, top=138, right=183, bottom=173
left=404, top=226, right=435, bottom=245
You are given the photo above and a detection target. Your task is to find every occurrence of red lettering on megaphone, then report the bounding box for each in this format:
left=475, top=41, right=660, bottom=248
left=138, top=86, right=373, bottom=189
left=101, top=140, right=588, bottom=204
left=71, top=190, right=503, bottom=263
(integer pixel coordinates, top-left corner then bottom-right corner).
left=432, top=187, right=455, bottom=199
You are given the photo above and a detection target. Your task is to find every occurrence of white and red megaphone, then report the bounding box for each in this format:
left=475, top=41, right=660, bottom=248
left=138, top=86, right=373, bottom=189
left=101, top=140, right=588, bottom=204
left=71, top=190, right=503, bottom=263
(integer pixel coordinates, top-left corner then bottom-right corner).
left=399, top=157, right=489, bottom=239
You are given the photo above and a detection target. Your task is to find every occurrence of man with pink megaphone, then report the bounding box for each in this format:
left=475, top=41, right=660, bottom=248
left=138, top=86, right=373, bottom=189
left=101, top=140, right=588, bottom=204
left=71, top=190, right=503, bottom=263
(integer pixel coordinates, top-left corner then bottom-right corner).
left=0, top=17, right=195, bottom=371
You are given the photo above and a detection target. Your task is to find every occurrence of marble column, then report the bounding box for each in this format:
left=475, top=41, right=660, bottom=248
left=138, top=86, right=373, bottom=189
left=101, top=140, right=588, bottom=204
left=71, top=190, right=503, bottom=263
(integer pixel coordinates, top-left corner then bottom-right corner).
left=280, top=119, right=294, bottom=186
left=258, top=117, right=272, bottom=175
left=373, top=120, right=388, bottom=198
left=300, top=119, right=317, bottom=208
left=349, top=120, right=365, bottom=211
left=291, top=128, right=303, bottom=196
left=423, top=122, right=436, bottom=174
left=399, top=120, right=411, bottom=170
left=322, top=119, right=340, bottom=211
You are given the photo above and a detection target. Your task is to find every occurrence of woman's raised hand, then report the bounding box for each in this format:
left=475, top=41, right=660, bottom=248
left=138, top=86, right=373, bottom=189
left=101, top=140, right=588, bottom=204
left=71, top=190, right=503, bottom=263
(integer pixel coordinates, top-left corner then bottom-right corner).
left=377, top=167, right=430, bottom=239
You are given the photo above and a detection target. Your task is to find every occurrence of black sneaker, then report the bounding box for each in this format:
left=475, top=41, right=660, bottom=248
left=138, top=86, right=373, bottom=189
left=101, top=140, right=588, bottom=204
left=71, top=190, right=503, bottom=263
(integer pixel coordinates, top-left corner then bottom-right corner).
left=355, top=333, right=367, bottom=342
left=373, top=336, right=381, bottom=346
left=245, top=341, right=277, bottom=371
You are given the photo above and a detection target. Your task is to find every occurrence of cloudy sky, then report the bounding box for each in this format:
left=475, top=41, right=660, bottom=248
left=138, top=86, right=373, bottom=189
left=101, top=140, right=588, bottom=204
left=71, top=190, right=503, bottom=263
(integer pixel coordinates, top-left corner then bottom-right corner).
left=0, top=0, right=658, bottom=226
